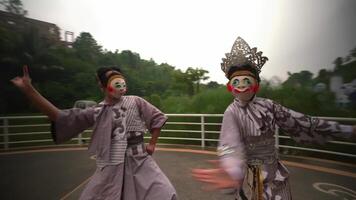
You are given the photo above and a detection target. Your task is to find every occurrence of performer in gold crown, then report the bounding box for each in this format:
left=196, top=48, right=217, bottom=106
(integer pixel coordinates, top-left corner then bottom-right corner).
left=192, top=37, right=356, bottom=200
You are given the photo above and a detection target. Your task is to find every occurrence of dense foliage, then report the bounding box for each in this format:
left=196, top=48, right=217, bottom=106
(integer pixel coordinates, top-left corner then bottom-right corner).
left=1, top=1, right=355, bottom=118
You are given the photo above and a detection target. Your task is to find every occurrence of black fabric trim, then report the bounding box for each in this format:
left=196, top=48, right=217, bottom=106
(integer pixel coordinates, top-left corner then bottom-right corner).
left=50, top=121, right=58, bottom=144
left=239, top=189, right=248, bottom=200
left=127, top=134, right=144, bottom=146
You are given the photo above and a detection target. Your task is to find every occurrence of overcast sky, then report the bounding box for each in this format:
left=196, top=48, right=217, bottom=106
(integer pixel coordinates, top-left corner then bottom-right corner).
left=22, top=0, right=356, bottom=84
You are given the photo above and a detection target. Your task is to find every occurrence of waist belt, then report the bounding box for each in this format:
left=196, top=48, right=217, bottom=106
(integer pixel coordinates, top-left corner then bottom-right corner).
left=127, top=143, right=146, bottom=156
left=127, top=134, right=144, bottom=146
left=247, top=153, right=277, bottom=166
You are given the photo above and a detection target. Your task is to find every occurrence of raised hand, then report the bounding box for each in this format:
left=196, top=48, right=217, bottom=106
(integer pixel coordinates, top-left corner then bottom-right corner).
left=9, top=65, right=60, bottom=121
left=11, top=65, right=32, bottom=90
left=191, top=160, right=241, bottom=190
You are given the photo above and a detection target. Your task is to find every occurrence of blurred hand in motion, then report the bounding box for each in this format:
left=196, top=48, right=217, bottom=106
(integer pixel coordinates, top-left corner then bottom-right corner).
left=11, top=65, right=32, bottom=90
left=191, top=160, right=241, bottom=191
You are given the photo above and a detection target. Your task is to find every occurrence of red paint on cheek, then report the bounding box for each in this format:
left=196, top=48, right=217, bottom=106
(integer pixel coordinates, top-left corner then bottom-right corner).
left=107, top=86, right=114, bottom=93
left=226, top=83, right=233, bottom=92
left=252, top=84, right=260, bottom=93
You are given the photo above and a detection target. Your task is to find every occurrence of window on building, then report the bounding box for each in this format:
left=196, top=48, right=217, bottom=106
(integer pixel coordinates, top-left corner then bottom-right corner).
left=49, top=27, right=56, bottom=34
left=7, top=20, right=15, bottom=25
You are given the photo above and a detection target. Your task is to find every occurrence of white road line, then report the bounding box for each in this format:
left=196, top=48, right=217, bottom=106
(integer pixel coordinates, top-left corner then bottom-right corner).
left=60, top=176, right=91, bottom=200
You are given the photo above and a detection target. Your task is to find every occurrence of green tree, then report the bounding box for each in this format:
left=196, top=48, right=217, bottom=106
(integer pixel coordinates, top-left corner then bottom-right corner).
left=73, top=32, right=102, bottom=63
left=314, top=69, right=331, bottom=86
left=333, top=57, right=343, bottom=71
left=190, top=87, right=233, bottom=113
left=168, top=70, right=190, bottom=96
left=283, top=70, right=313, bottom=88
left=147, top=93, right=162, bottom=108
left=0, top=0, right=27, bottom=15
left=118, top=50, right=140, bottom=68
left=206, top=81, right=220, bottom=89
left=185, top=67, right=209, bottom=94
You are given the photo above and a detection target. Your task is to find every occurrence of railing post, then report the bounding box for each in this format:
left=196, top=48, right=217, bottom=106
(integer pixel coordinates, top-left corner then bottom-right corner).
left=3, top=118, right=9, bottom=150
left=78, top=133, right=83, bottom=145
left=275, top=126, right=279, bottom=150
left=201, top=115, right=205, bottom=148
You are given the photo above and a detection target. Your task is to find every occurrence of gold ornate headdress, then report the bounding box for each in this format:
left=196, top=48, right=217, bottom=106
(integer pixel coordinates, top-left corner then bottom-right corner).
left=221, top=37, right=268, bottom=78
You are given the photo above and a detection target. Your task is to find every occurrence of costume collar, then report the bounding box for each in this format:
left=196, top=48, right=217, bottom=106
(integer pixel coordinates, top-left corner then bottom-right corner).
left=234, top=95, right=257, bottom=107
left=100, top=96, right=124, bottom=106
left=89, top=96, right=126, bottom=161
left=234, top=96, right=264, bottom=133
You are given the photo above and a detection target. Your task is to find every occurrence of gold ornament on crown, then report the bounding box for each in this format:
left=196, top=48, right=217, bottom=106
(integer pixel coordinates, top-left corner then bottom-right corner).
left=221, top=37, right=268, bottom=78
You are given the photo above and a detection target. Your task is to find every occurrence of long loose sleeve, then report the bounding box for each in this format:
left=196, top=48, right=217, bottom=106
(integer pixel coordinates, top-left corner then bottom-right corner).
left=135, top=96, right=168, bottom=132
left=273, top=101, right=353, bottom=144
left=218, top=105, right=247, bottom=181
left=51, top=107, right=96, bottom=144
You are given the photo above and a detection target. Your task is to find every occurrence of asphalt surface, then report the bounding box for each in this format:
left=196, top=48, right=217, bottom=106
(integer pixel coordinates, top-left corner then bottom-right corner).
left=0, top=147, right=355, bottom=200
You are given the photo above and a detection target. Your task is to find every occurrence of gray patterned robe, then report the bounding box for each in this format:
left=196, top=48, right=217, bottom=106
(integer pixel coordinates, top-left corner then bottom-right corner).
left=51, top=95, right=177, bottom=200
left=218, top=97, right=353, bottom=200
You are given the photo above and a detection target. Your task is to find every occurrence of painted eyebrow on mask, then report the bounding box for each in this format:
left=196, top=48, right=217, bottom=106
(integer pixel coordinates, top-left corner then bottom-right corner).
left=243, top=77, right=252, bottom=84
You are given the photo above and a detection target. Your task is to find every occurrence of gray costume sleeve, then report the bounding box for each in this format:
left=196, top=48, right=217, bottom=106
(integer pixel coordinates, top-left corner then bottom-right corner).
left=218, top=106, right=246, bottom=181
left=51, top=107, right=95, bottom=144
left=135, top=96, right=168, bottom=132
left=273, top=101, right=353, bottom=144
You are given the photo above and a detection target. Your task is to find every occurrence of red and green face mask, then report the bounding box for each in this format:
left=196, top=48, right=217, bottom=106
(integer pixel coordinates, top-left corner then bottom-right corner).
left=227, top=75, right=259, bottom=93
left=106, top=75, right=127, bottom=99
left=227, top=75, right=259, bottom=101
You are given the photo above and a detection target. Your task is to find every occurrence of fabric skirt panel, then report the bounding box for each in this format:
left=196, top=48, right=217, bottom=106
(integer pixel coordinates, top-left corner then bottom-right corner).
left=270, top=179, right=292, bottom=200
left=236, top=176, right=292, bottom=200
left=79, top=164, right=125, bottom=200
left=125, top=153, right=178, bottom=200
left=79, top=151, right=177, bottom=200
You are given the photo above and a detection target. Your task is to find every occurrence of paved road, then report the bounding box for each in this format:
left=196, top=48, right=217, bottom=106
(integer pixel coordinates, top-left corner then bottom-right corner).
left=0, top=147, right=355, bottom=200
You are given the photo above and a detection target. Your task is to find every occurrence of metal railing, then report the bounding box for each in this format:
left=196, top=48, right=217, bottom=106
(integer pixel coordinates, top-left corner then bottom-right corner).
left=0, top=114, right=355, bottom=160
